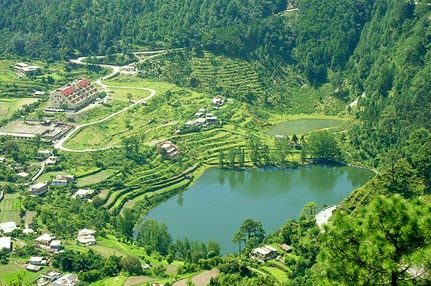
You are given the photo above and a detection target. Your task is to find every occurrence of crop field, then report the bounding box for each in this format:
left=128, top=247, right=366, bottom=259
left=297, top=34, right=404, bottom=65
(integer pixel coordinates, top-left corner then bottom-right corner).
left=0, top=97, right=39, bottom=121
left=266, top=118, right=345, bottom=137
left=76, top=169, right=117, bottom=187
left=0, top=193, right=21, bottom=223
left=0, top=264, right=47, bottom=286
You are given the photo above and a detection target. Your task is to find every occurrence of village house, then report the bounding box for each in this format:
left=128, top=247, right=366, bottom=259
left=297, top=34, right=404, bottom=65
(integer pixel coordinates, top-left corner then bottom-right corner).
left=52, top=175, right=74, bottom=187
left=157, top=141, right=180, bottom=160
left=251, top=245, right=278, bottom=262
left=36, top=150, right=53, bottom=159
left=49, top=78, right=99, bottom=110
left=38, top=270, right=63, bottom=286
left=53, top=273, right=79, bottom=286
left=211, top=96, right=225, bottom=107
left=26, top=264, right=42, bottom=272
left=35, top=233, right=56, bottom=246
left=77, top=229, right=96, bottom=245
left=29, top=256, right=48, bottom=266
left=74, top=189, right=91, bottom=199
left=14, top=62, right=40, bottom=77
left=49, top=240, right=62, bottom=250
left=0, top=221, right=18, bottom=234
left=29, top=182, right=48, bottom=196
left=33, top=90, right=46, bottom=97
left=46, top=156, right=58, bottom=165
left=0, top=237, right=12, bottom=252
left=280, top=243, right=292, bottom=253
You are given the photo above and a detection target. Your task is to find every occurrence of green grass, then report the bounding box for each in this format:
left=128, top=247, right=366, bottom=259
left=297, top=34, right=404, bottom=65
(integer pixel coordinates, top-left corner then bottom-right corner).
left=0, top=264, right=52, bottom=286
left=265, top=118, right=346, bottom=137
left=0, top=193, right=20, bottom=223
left=260, top=265, right=289, bottom=284
left=89, top=275, right=128, bottom=286
left=36, top=171, right=70, bottom=183
left=0, top=97, right=39, bottom=120
left=76, top=169, right=117, bottom=187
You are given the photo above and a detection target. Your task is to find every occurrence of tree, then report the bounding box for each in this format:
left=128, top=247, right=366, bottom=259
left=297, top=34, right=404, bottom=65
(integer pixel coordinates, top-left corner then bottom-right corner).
left=307, top=130, right=340, bottom=162
left=319, top=195, right=431, bottom=285
left=232, top=219, right=266, bottom=252
left=126, top=92, right=133, bottom=102
left=121, top=255, right=142, bottom=276
left=136, top=219, right=172, bottom=256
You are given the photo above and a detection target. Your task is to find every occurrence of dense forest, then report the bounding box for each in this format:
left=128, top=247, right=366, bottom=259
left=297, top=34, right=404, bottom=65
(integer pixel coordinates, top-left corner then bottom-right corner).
left=2, top=0, right=431, bottom=285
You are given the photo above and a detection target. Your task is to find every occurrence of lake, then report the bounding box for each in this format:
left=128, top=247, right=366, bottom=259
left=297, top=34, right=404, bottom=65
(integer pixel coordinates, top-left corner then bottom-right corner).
left=138, top=165, right=373, bottom=254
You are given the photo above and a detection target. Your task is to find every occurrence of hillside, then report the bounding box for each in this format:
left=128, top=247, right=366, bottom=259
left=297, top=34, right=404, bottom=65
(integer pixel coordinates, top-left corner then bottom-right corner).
left=1, top=0, right=431, bottom=285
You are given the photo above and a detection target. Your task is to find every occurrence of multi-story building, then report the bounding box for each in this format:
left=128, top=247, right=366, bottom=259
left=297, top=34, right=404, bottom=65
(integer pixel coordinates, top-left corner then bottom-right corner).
left=49, top=78, right=99, bottom=110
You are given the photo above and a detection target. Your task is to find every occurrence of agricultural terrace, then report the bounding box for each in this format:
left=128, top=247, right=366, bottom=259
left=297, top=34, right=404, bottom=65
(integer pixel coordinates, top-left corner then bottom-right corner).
left=0, top=98, right=39, bottom=121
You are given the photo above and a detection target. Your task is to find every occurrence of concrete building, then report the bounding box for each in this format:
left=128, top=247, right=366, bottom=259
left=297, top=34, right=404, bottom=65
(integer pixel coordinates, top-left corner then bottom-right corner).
left=0, top=237, right=12, bottom=252
left=53, top=274, right=79, bottom=286
left=29, top=182, right=48, bottom=196
left=49, top=78, right=98, bottom=110
left=0, top=221, right=18, bottom=234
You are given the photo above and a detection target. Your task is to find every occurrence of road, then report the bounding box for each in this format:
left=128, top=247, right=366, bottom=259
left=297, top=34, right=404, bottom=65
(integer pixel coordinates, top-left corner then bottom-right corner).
left=54, top=50, right=175, bottom=152
left=54, top=88, right=156, bottom=152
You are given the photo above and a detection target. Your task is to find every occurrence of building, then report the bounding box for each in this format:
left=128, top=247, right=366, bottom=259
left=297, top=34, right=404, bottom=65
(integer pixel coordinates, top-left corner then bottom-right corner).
left=26, top=264, right=42, bottom=272
left=14, top=63, right=40, bottom=77
left=37, top=150, right=52, bottom=158
left=49, top=240, right=62, bottom=250
left=78, top=229, right=96, bottom=245
left=280, top=244, right=292, bottom=253
left=46, top=156, right=58, bottom=165
left=53, top=274, right=79, bottom=286
left=211, top=96, right=225, bottom=106
left=157, top=141, right=180, bottom=160
left=29, top=182, right=48, bottom=196
left=38, top=270, right=62, bottom=286
left=49, top=78, right=99, bottom=110
left=29, top=257, right=48, bottom=266
left=52, top=175, right=74, bottom=187
left=74, top=189, right=91, bottom=199
left=0, top=221, right=18, bottom=234
left=35, top=233, right=56, bottom=245
left=0, top=237, right=12, bottom=252
left=251, top=245, right=278, bottom=262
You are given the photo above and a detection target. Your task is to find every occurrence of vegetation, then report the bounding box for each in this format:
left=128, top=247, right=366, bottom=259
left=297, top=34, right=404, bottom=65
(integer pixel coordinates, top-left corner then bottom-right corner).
left=1, top=0, right=431, bottom=285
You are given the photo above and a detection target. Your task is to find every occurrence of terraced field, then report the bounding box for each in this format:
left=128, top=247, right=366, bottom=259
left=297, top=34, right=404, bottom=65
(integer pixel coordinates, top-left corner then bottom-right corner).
left=191, top=52, right=264, bottom=95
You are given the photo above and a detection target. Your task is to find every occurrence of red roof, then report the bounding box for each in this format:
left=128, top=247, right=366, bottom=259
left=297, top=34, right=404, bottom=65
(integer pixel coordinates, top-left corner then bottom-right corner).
left=77, top=79, right=90, bottom=88
left=60, top=86, right=75, bottom=96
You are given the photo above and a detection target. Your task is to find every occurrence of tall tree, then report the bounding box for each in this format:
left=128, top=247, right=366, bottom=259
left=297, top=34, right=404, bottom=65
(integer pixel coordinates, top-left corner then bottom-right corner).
left=318, top=195, right=431, bottom=285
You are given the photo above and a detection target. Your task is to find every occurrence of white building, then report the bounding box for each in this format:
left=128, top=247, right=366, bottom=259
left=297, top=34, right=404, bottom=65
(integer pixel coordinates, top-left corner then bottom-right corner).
left=49, top=78, right=98, bottom=110
left=53, top=274, right=79, bottom=286
left=0, top=237, right=12, bottom=252
left=0, top=221, right=18, bottom=234
left=35, top=233, right=56, bottom=245
left=29, top=182, right=48, bottom=196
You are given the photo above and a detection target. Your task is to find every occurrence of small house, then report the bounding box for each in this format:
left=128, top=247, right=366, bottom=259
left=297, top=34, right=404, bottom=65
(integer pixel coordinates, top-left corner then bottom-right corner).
left=75, top=189, right=91, bottom=199
left=35, top=233, right=56, bottom=245
left=29, top=256, right=48, bottom=266
left=49, top=240, right=62, bottom=249
left=157, top=141, right=180, bottom=160
left=251, top=245, right=278, bottom=262
left=29, top=182, right=48, bottom=196
left=0, top=237, right=12, bottom=252
left=37, top=150, right=52, bottom=158
left=78, top=229, right=96, bottom=245
left=280, top=243, right=292, bottom=253
left=46, top=156, right=58, bottom=165
left=26, top=264, right=42, bottom=272
left=0, top=221, right=18, bottom=234
left=38, top=270, right=62, bottom=286
left=52, top=175, right=74, bottom=187
left=53, top=274, right=79, bottom=286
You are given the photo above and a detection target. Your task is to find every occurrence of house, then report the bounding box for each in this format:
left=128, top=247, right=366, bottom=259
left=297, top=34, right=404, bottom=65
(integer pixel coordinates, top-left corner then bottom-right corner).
left=280, top=244, right=292, bottom=253
left=14, top=62, right=40, bottom=77
left=38, top=270, right=62, bottom=286
left=0, top=237, right=12, bottom=252
left=205, top=114, right=218, bottom=124
left=0, top=157, right=5, bottom=163
left=251, top=245, right=278, bottom=262
left=29, top=182, right=48, bottom=196
left=211, top=96, right=225, bottom=106
left=195, top=118, right=207, bottom=126
left=53, top=274, right=79, bottom=286
left=0, top=221, right=18, bottom=233
left=37, top=150, right=53, bottom=158
left=78, top=229, right=96, bottom=245
left=46, top=156, right=58, bottom=165
left=29, top=256, right=48, bottom=266
left=52, top=175, right=74, bottom=187
left=33, top=91, right=46, bottom=97
left=75, top=189, right=91, bottom=199
left=26, top=264, right=42, bottom=272
left=49, top=78, right=99, bottom=111
left=35, top=233, right=56, bottom=245
left=157, top=141, right=180, bottom=160
left=49, top=240, right=62, bottom=250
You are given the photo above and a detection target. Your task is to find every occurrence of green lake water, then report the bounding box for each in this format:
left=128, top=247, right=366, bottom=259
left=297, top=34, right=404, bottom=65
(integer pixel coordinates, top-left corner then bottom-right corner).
left=266, top=118, right=345, bottom=137
left=139, top=165, right=373, bottom=254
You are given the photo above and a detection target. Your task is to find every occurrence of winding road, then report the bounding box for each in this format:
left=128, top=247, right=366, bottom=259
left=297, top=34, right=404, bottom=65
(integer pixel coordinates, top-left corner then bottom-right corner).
left=54, top=51, right=167, bottom=152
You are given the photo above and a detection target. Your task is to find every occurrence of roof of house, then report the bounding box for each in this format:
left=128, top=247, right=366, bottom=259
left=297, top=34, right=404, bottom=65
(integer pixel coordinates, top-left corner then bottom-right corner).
left=26, top=264, right=42, bottom=271
left=53, top=273, right=79, bottom=286
left=30, top=182, right=47, bottom=189
left=78, top=228, right=96, bottom=236
left=76, top=189, right=90, bottom=196
left=30, top=257, right=46, bottom=263
left=0, top=221, right=18, bottom=233
left=35, top=233, right=55, bottom=243
left=0, top=237, right=11, bottom=250
left=49, top=240, right=62, bottom=247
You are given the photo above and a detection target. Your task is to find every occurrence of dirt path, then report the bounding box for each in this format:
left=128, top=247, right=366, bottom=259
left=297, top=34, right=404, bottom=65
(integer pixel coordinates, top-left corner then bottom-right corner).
left=173, top=269, right=219, bottom=286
